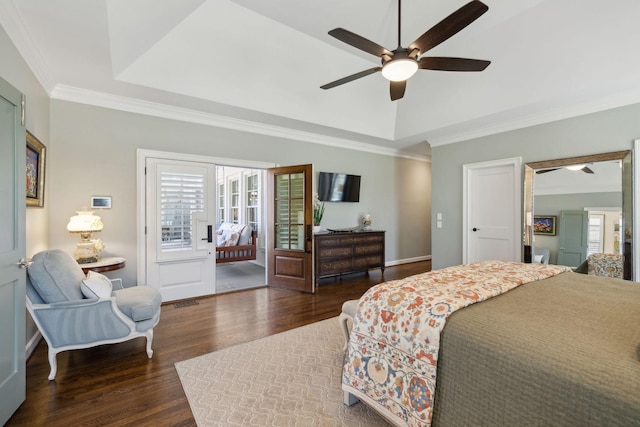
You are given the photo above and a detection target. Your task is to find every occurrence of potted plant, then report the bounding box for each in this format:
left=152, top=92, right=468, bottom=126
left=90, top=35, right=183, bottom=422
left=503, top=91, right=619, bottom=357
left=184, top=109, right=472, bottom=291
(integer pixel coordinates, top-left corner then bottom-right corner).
left=313, top=192, right=325, bottom=232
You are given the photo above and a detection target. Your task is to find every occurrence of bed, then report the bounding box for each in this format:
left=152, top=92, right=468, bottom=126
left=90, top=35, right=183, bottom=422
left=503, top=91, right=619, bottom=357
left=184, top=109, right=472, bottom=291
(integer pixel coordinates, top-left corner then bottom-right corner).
left=215, top=223, right=257, bottom=264
left=342, top=261, right=640, bottom=426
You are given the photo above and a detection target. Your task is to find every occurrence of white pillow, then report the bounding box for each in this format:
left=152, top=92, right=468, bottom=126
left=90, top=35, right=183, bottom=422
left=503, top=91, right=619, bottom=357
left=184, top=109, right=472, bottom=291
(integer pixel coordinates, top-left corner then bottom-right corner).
left=534, top=254, right=544, bottom=263
left=81, top=271, right=113, bottom=299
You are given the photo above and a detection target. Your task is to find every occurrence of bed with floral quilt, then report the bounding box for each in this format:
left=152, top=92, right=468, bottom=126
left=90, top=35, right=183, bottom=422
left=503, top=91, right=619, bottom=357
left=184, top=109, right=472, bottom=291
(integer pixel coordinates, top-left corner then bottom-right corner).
left=342, top=260, right=640, bottom=426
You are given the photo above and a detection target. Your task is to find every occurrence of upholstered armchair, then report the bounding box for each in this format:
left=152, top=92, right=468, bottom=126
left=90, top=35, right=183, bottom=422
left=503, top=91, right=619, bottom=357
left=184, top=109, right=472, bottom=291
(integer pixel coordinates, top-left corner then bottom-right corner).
left=26, top=249, right=161, bottom=380
left=575, top=253, right=624, bottom=279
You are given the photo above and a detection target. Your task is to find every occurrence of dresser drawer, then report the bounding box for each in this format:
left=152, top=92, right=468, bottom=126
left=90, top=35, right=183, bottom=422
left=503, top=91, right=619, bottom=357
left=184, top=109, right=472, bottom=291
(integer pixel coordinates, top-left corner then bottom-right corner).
left=318, top=247, right=352, bottom=258
left=319, top=259, right=353, bottom=275
left=354, top=243, right=384, bottom=256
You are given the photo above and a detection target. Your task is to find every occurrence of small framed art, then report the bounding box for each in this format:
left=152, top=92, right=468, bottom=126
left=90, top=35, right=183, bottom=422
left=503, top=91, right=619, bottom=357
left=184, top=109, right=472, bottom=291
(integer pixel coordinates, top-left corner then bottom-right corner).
left=533, top=215, right=556, bottom=236
left=26, top=131, right=46, bottom=207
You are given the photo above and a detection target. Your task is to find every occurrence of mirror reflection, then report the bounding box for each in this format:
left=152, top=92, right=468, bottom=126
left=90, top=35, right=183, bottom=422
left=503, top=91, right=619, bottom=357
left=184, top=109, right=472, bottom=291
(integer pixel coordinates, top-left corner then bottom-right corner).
left=524, top=150, right=633, bottom=280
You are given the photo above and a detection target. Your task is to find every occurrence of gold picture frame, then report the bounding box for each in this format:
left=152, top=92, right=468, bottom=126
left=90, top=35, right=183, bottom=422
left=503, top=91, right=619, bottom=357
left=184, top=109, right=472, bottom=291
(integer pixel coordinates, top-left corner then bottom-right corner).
left=26, top=131, right=46, bottom=207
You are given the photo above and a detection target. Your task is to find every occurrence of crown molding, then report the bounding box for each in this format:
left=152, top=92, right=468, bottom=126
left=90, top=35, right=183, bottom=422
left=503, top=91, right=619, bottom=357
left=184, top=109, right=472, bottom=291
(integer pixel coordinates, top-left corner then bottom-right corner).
left=50, top=84, right=430, bottom=162
left=428, top=85, right=640, bottom=147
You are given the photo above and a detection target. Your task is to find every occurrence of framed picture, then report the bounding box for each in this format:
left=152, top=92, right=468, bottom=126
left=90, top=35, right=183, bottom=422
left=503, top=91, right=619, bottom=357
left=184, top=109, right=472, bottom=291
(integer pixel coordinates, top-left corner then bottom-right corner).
left=533, top=215, right=556, bottom=236
left=26, top=131, right=46, bottom=207
left=91, top=196, right=112, bottom=209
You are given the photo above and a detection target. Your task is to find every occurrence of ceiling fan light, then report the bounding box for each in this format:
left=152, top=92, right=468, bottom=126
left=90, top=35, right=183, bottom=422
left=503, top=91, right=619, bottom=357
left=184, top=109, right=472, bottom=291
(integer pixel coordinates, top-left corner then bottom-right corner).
left=566, top=164, right=586, bottom=171
left=381, top=59, right=418, bottom=82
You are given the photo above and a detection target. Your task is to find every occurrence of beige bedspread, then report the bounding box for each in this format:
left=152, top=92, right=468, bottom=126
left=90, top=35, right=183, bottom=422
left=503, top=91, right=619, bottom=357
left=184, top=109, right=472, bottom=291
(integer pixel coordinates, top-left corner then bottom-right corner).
left=432, top=271, right=640, bottom=426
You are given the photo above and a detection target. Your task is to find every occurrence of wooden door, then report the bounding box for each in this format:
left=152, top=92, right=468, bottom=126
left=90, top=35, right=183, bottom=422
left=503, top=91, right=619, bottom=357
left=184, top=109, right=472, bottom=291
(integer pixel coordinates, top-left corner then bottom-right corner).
left=557, top=210, right=588, bottom=267
left=0, top=76, right=26, bottom=424
left=267, top=164, right=314, bottom=292
left=463, top=158, right=521, bottom=264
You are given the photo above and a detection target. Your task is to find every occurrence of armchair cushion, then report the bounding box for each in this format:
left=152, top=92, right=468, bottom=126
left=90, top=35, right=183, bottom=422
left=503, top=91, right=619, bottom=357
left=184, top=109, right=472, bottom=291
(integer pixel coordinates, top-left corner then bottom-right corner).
left=81, top=271, right=113, bottom=299
left=586, top=253, right=623, bottom=278
left=28, top=249, right=85, bottom=303
left=113, top=286, right=161, bottom=322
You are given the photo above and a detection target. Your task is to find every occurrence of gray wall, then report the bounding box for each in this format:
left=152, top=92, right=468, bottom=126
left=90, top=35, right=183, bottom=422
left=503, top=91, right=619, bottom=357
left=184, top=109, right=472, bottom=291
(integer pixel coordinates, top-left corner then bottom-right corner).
left=534, top=192, right=621, bottom=264
left=1, top=25, right=51, bottom=349
left=431, top=103, right=640, bottom=269
left=50, top=100, right=432, bottom=285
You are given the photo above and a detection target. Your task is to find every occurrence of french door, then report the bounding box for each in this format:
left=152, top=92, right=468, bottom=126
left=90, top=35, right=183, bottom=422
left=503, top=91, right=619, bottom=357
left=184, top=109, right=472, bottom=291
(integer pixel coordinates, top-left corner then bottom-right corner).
left=0, top=77, right=26, bottom=423
left=267, top=164, right=314, bottom=292
left=145, top=158, right=216, bottom=301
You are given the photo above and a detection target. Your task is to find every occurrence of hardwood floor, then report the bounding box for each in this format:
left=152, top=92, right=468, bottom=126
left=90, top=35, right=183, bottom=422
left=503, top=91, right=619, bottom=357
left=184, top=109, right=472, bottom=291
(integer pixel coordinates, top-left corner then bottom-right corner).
left=8, top=260, right=431, bottom=426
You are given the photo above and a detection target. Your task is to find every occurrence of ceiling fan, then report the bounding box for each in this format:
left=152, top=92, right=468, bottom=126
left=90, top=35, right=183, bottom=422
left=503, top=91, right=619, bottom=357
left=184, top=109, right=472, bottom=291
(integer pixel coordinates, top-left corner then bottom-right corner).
left=536, top=165, right=595, bottom=174
left=320, top=0, right=491, bottom=101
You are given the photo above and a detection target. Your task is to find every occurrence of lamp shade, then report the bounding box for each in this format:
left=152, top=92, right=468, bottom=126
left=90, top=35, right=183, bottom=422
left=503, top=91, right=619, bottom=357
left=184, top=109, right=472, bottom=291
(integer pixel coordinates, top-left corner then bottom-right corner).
left=67, top=210, right=103, bottom=233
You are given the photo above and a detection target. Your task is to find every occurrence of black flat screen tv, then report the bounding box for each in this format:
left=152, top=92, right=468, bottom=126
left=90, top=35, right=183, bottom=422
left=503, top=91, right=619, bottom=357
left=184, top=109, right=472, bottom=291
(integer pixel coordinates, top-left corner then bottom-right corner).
left=318, top=172, right=361, bottom=202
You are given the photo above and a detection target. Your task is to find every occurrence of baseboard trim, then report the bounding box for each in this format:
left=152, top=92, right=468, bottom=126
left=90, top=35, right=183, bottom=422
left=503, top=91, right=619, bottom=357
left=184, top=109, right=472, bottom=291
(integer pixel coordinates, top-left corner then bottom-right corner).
left=25, top=331, right=42, bottom=360
left=385, top=255, right=432, bottom=267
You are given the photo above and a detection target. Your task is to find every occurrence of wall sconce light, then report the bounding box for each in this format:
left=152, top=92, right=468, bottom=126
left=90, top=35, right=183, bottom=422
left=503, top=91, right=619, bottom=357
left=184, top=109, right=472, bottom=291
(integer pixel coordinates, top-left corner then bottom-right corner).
left=67, top=210, right=104, bottom=263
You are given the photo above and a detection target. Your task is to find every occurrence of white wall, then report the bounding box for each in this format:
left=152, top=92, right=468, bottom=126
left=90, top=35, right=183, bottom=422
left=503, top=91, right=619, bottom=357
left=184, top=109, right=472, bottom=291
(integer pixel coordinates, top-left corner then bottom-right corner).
left=431, top=102, right=640, bottom=269
left=50, top=100, right=431, bottom=285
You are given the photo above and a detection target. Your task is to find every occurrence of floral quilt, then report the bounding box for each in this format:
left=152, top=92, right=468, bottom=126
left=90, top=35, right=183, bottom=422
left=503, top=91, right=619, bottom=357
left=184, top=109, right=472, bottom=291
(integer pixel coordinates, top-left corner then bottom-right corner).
left=342, top=261, right=571, bottom=426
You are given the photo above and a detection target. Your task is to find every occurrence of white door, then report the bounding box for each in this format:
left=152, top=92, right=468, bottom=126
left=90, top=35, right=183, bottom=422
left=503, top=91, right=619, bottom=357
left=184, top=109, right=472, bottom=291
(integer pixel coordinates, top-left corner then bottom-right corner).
left=0, top=77, right=26, bottom=423
left=145, top=158, right=216, bottom=302
left=463, top=157, right=522, bottom=264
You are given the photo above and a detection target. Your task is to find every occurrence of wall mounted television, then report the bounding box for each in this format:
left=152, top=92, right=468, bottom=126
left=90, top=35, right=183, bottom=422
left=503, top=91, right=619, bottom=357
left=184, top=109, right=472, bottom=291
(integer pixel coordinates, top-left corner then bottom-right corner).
left=318, top=172, right=361, bottom=202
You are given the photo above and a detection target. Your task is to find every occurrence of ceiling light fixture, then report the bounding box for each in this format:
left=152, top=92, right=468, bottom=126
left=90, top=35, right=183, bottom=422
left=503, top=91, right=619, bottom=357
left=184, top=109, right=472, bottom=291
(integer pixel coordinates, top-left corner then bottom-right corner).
left=381, top=51, right=418, bottom=81
left=566, top=164, right=586, bottom=171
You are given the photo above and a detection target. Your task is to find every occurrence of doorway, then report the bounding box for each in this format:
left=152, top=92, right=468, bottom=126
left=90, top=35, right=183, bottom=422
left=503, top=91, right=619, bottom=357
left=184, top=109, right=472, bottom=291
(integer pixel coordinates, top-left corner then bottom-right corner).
left=214, top=165, right=266, bottom=293
left=463, top=157, right=522, bottom=264
left=137, top=150, right=273, bottom=301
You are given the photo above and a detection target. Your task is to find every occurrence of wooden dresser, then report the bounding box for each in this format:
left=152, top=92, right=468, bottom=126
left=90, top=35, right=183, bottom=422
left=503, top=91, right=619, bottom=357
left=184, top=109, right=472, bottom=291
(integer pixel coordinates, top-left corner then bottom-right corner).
left=314, top=230, right=385, bottom=284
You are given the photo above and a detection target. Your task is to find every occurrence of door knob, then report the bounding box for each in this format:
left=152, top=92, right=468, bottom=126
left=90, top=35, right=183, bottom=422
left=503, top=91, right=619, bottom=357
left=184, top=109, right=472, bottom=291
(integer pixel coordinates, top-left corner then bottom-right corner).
left=17, top=258, right=32, bottom=269
left=472, top=227, right=479, bottom=232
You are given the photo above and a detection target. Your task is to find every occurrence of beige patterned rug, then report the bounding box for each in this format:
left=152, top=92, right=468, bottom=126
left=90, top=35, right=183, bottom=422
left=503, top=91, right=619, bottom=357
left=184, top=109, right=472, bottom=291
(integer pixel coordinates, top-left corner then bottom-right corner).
left=175, top=318, right=390, bottom=426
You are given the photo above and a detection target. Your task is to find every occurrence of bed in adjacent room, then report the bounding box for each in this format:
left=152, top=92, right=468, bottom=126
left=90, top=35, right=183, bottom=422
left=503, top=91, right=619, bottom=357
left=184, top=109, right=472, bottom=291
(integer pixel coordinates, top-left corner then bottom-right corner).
left=342, top=261, right=640, bottom=427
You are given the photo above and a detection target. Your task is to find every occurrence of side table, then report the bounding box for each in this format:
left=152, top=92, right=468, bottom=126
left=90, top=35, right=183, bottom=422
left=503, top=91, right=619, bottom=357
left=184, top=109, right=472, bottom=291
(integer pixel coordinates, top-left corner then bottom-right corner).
left=80, top=257, right=126, bottom=274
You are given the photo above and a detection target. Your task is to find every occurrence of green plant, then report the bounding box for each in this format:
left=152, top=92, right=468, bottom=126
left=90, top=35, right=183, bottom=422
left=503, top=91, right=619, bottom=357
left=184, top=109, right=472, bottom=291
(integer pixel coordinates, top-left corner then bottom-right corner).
left=313, top=192, right=325, bottom=226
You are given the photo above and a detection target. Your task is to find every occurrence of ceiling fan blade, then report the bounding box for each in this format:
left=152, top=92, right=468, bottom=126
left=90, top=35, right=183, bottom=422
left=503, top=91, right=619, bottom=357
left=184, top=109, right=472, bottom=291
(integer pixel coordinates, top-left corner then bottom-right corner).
left=536, top=168, right=560, bottom=174
left=320, top=67, right=382, bottom=90
left=409, top=1, right=489, bottom=55
left=419, top=57, right=490, bottom=72
left=582, top=166, right=595, bottom=174
left=390, top=80, right=406, bottom=101
left=328, top=28, right=392, bottom=58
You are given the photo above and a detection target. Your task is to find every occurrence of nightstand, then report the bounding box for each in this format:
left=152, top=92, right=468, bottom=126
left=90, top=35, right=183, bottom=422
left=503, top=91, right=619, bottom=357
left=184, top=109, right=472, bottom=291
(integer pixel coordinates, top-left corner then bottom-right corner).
left=80, top=256, right=126, bottom=274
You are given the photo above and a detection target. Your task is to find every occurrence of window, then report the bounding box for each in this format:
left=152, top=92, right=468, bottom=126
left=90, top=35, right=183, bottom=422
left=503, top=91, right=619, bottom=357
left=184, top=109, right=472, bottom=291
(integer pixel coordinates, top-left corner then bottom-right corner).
left=246, top=173, right=259, bottom=233
left=217, top=182, right=225, bottom=224
left=230, top=178, right=239, bottom=224
left=160, top=172, right=205, bottom=251
left=587, top=214, right=604, bottom=256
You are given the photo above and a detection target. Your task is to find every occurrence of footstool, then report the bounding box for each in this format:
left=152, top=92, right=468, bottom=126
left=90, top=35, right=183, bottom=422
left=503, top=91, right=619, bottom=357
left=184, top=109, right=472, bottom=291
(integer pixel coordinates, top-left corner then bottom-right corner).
left=339, top=299, right=359, bottom=350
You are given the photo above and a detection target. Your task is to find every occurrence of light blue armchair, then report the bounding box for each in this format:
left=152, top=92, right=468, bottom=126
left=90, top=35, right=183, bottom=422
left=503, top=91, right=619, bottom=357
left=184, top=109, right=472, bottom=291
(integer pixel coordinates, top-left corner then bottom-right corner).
left=26, top=249, right=161, bottom=380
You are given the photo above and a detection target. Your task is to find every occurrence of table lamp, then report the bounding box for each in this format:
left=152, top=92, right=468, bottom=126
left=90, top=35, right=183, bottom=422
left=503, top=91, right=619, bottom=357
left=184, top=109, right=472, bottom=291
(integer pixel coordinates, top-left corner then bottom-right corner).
left=67, top=210, right=104, bottom=263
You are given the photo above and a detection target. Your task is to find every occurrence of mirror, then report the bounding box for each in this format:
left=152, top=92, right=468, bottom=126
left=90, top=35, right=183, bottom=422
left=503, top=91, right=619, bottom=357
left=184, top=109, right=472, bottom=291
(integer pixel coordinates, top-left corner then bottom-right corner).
left=524, top=150, right=633, bottom=280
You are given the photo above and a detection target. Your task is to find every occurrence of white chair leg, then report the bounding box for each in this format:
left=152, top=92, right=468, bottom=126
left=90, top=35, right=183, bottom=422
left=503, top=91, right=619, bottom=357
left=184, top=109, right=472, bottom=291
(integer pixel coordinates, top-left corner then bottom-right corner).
left=145, top=329, right=154, bottom=358
left=343, top=390, right=360, bottom=406
left=47, top=348, right=58, bottom=381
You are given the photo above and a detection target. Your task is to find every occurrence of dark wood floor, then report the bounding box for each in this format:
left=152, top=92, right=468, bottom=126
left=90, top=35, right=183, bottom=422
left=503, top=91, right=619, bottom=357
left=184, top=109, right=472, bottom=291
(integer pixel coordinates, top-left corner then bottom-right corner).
left=8, top=260, right=431, bottom=426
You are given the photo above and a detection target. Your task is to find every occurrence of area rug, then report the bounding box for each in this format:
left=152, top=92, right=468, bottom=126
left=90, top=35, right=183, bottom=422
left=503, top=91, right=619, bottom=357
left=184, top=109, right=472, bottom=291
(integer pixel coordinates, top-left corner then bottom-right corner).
left=175, top=318, right=390, bottom=426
